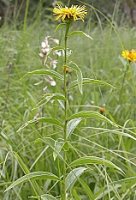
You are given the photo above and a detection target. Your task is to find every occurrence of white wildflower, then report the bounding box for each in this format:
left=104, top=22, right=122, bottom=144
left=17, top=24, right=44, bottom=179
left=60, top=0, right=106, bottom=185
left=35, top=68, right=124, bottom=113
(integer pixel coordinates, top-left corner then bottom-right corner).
left=50, top=80, right=56, bottom=86
left=54, top=50, right=62, bottom=57
left=52, top=38, right=59, bottom=44
left=39, top=52, right=44, bottom=58
left=50, top=60, right=58, bottom=69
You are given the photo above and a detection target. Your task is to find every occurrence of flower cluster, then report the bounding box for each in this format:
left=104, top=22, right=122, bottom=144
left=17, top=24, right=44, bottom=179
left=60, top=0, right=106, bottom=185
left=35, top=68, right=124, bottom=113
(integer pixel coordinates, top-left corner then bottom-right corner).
left=53, top=5, right=87, bottom=22
left=122, top=49, right=136, bottom=62
left=39, top=36, right=59, bottom=67
left=39, top=36, right=50, bottom=60
left=39, top=36, right=60, bottom=87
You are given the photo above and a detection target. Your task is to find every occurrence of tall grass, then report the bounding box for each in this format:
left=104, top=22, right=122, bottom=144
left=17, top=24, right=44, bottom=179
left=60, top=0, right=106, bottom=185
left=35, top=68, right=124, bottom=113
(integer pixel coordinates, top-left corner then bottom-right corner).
left=0, top=2, right=136, bottom=200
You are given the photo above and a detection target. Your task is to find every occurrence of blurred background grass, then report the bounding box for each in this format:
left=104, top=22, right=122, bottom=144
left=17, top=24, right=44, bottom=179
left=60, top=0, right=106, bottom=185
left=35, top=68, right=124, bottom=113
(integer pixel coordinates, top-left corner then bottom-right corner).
left=0, top=0, right=136, bottom=199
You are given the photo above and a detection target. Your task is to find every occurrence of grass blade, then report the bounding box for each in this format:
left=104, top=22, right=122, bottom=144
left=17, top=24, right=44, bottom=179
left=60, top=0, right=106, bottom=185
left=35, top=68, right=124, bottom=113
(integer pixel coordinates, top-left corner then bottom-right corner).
left=68, top=31, right=93, bottom=40
left=5, top=171, right=59, bottom=192
left=66, top=118, right=82, bottom=138
left=66, top=167, right=87, bottom=191
left=23, top=69, right=63, bottom=81
left=41, top=194, right=57, bottom=200
left=17, top=117, right=63, bottom=132
left=70, top=78, right=115, bottom=89
left=68, top=111, right=118, bottom=127
left=70, top=156, right=123, bottom=173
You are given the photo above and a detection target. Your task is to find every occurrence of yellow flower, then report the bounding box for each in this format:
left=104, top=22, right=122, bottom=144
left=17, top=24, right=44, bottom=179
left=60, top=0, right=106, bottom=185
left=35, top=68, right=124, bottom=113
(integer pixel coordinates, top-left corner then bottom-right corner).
left=53, top=5, right=87, bottom=22
left=122, top=49, right=136, bottom=62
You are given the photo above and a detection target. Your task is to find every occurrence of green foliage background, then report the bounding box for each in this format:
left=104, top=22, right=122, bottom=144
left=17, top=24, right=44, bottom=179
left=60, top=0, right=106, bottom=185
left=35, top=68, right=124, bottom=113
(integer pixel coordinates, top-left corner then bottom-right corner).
left=0, top=0, right=135, bottom=26
left=0, top=0, right=136, bottom=199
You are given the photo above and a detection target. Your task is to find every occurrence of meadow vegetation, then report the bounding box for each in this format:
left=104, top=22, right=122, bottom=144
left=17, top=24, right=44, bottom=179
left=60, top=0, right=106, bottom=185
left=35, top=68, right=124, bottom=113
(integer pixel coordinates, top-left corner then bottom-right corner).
left=0, top=1, right=136, bottom=200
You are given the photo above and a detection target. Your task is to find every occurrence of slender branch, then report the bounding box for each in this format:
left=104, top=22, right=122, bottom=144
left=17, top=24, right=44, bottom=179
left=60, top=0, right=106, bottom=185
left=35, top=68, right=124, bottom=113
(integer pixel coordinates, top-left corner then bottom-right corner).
left=62, top=21, right=70, bottom=200
left=64, top=22, right=70, bottom=140
left=119, top=63, right=129, bottom=103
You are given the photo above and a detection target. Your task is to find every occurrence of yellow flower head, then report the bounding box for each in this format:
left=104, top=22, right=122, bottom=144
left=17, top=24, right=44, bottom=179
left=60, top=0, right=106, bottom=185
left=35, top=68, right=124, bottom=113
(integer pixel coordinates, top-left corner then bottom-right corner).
left=53, top=5, right=87, bottom=22
left=122, top=49, right=136, bottom=62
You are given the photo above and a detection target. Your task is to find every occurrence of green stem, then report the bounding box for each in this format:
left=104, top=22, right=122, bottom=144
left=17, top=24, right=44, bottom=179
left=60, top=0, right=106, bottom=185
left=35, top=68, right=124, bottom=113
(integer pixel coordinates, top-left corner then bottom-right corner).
left=62, top=21, right=70, bottom=200
left=64, top=22, right=70, bottom=139
left=23, top=0, right=30, bottom=32
left=119, top=63, right=129, bottom=103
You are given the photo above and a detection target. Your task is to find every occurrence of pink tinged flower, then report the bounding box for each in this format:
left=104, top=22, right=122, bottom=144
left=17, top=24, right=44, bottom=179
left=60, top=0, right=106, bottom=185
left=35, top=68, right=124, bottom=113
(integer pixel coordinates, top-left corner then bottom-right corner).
left=50, top=80, right=56, bottom=86
left=39, top=52, right=44, bottom=58
left=50, top=60, right=58, bottom=69
left=52, top=38, right=59, bottom=44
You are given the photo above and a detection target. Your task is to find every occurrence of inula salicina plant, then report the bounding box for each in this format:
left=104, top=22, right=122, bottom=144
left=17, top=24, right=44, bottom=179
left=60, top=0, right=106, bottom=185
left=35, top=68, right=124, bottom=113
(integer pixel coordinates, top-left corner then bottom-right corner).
left=119, top=49, right=136, bottom=101
left=5, top=4, right=136, bottom=200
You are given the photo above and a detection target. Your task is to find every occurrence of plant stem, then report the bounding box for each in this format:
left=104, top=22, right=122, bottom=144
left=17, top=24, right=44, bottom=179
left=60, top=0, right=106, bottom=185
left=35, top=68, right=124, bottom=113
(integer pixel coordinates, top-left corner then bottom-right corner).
left=119, top=63, right=129, bottom=103
left=64, top=22, right=70, bottom=140
left=23, top=0, right=30, bottom=32
left=62, top=21, right=70, bottom=200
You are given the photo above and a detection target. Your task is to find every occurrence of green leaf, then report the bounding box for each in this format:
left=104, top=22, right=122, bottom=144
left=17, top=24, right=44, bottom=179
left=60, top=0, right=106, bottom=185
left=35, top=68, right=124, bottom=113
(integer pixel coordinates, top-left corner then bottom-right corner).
left=70, top=78, right=115, bottom=89
left=36, top=118, right=63, bottom=128
left=17, top=117, right=63, bottom=132
left=36, top=137, right=64, bottom=161
left=66, top=118, right=82, bottom=138
left=12, top=152, right=42, bottom=195
left=5, top=171, right=59, bottom=192
left=34, top=93, right=65, bottom=110
left=55, top=22, right=66, bottom=32
left=53, top=140, right=64, bottom=161
left=68, top=31, right=93, bottom=40
left=113, top=176, right=136, bottom=184
left=66, top=167, right=87, bottom=191
left=52, top=46, right=64, bottom=51
left=72, top=189, right=81, bottom=200
left=23, top=69, right=63, bottom=81
left=68, top=111, right=118, bottom=127
left=94, top=184, right=121, bottom=200
left=41, top=194, right=57, bottom=200
left=70, top=156, right=123, bottom=173
left=13, top=152, right=29, bottom=174
left=30, top=146, right=49, bottom=170
left=79, top=178, right=95, bottom=200
left=69, top=61, right=83, bottom=94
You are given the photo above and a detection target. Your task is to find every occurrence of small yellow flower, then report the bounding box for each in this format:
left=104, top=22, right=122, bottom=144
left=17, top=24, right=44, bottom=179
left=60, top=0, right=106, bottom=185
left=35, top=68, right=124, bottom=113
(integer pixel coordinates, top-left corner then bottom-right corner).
left=122, top=49, right=136, bottom=62
left=53, top=5, right=87, bottom=22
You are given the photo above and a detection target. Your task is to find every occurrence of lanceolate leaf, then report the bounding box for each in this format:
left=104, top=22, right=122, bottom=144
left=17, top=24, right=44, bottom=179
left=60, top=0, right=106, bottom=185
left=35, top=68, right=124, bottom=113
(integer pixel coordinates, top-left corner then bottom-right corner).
left=94, top=184, right=121, bottom=200
left=35, top=93, right=65, bottom=109
left=72, top=189, right=81, bottom=200
left=70, top=78, right=115, bottom=89
left=17, top=117, right=63, bottom=132
left=79, top=178, right=95, bottom=200
left=13, top=152, right=29, bottom=174
left=5, top=172, right=59, bottom=192
left=68, top=111, right=118, bottom=127
left=66, top=167, right=87, bottom=191
left=36, top=137, right=64, bottom=161
left=70, top=156, right=123, bottom=173
left=52, top=46, right=64, bottom=51
left=35, top=118, right=63, bottom=128
left=55, top=22, right=66, bottom=31
left=69, top=61, right=83, bottom=94
left=41, top=194, right=57, bottom=200
left=30, top=146, right=49, bottom=170
left=13, top=152, right=42, bottom=194
left=66, top=118, right=82, bottom=138
left=25, top=69, right=63, bottom=80
left=68, top=31, right=93, bottom=40
left=53, top=140, right=64, bottom=161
